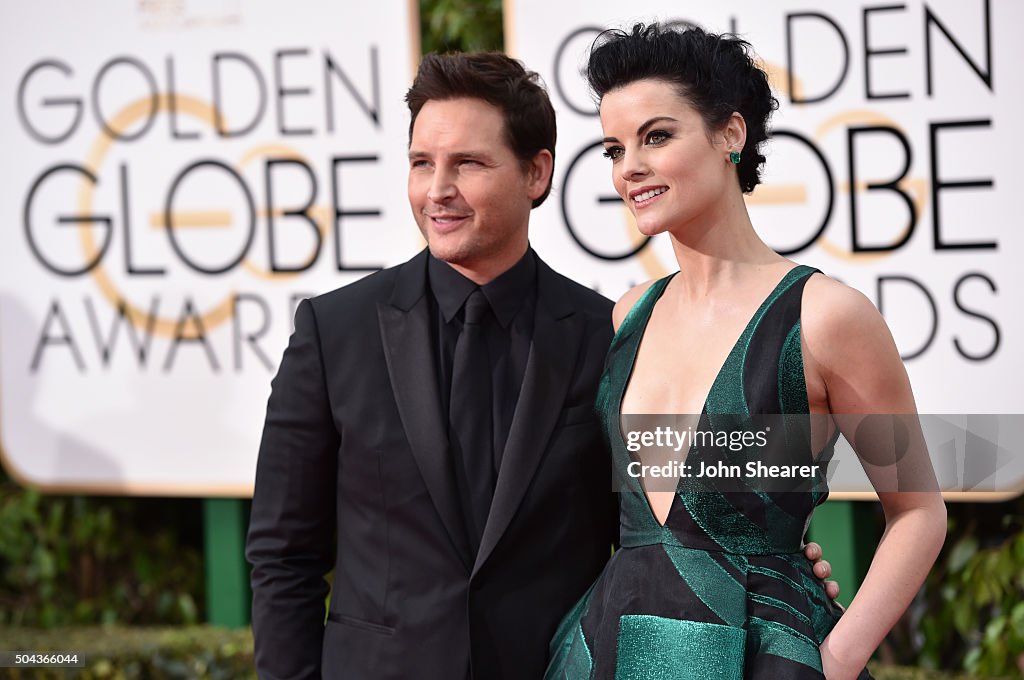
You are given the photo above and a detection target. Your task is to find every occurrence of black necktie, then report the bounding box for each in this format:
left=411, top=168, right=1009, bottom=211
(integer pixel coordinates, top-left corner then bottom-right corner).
left=449, top=288, right=495, bottom=551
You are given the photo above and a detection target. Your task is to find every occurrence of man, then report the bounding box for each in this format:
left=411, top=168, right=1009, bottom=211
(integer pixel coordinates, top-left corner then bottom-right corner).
left=247, top=52, right=616, bottom=680
left=246, top=52, right=835, bottom=679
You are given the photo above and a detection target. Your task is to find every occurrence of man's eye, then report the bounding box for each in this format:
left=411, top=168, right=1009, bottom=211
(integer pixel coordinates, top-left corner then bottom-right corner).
left=410, top=159, right=430, bottom=169
left=602, top=146, right=623, bottom=161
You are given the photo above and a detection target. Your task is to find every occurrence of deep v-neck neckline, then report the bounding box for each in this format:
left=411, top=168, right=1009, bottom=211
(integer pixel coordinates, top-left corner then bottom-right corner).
left=615, top=266, right=804, bottom=528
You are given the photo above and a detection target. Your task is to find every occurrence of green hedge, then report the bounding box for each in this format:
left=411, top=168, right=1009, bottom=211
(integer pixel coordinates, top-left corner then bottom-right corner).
left=0, top=469, right=203, bottom=628
left=0, top=625, right=1013, bottom=680
left=419, top=0, right=503, bottom=52
left=0, top=626, right=254, bottom=680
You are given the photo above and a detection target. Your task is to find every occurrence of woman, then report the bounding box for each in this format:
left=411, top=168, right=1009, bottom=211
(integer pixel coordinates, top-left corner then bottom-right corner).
left=546, top=23, right=946, bottom=680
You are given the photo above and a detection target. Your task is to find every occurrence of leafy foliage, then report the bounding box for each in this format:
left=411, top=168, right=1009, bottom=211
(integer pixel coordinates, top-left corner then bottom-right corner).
left=419, top=0, right=503, bottom=53
left=0, top=623, right=1007, bottom=680
left=884, top=499, right=1024, bottom=677
left=0, top=467, right=203, bottom=628
left=0, top=626, right=255, bottom=679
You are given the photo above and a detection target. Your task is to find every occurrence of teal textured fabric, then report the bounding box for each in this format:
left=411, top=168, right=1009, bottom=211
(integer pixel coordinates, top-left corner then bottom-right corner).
left=615, top=616, right=745, bottom=680
left=546, top=266, right=872, bottom=680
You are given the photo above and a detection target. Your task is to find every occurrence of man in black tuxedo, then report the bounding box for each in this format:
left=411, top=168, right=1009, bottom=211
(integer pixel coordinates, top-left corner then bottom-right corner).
left=247, top=52, right=616, bottom=680
left=246, top=52, right=836, bottom=680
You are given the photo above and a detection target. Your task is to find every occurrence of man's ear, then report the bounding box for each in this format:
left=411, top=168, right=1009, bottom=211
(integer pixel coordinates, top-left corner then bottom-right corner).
left=525, top=149, right=554, bottom=202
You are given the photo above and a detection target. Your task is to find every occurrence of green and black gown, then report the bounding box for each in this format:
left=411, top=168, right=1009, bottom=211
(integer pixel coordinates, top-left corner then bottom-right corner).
left=546, top=265, right=873, bottom=680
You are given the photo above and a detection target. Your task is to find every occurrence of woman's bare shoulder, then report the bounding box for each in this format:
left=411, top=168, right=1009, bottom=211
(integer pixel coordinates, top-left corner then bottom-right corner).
left=612, top=280, right=658, bottom=332
left=801, top=273, right=887, bottom=350
left=801, top=272, right=914, bottom=413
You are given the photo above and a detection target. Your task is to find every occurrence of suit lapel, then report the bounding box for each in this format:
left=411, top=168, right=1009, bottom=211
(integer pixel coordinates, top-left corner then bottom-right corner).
left=473, top=260, right=583, bottom=576
left=379, top=251, right=473, bottom=569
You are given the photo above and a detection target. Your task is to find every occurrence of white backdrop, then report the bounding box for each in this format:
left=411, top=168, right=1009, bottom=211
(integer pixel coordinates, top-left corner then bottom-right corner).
left=0, top=0, right=420, bottom=494
left=509, top=0, right=1022, bottom=419
left=1, top=1, right=1020, bottom=496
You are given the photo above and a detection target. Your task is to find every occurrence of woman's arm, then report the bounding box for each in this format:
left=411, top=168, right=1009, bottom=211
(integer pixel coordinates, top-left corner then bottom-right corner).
left=802, top=275, right=947, bottom=679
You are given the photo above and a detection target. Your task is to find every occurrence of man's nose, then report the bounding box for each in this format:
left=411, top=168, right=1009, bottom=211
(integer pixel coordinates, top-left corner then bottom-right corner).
left=427, top=169, right=457, bottom=203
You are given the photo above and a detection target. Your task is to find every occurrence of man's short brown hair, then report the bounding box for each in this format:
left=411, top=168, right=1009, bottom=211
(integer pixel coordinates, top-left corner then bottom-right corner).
left=406, top=52, right=557, bottom=208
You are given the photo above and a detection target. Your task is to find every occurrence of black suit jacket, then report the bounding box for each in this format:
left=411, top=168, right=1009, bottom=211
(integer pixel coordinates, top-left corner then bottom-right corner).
left=247, top=249, right=617, bottom=679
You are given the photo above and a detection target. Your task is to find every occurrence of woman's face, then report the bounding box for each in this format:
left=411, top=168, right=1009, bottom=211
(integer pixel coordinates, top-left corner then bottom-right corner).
left=599, top=78, right=736, bottom=237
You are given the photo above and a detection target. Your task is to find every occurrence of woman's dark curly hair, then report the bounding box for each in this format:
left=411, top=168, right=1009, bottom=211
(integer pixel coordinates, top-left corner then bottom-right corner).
left=586, top=23, right=779, bottom=193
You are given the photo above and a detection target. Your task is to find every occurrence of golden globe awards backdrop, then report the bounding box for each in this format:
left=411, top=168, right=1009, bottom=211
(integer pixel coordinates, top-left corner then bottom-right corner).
left=2, top=0, right=1021, bottom=498
left=509, top=0, right=1022, bottom=421
left=0, top=0, right=420, bottom=494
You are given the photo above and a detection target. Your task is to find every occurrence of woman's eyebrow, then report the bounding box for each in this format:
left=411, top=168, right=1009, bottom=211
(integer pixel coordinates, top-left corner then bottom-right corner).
left=602, top=116, right=678, bottom=144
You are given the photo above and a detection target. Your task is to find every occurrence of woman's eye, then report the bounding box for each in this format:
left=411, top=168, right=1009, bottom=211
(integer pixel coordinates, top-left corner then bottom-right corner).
left=645, top=131, right=670, bottom=145
left=602, top=146, right=623, bottom=161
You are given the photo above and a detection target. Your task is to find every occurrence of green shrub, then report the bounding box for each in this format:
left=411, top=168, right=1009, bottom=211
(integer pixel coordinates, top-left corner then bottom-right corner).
left=419, top=0, right=503, bottom=52
left=0, top=625, right=1008, bottom=680
left=0, top=468, right=203, bottom=628
left=921, top=505, right=1024, bottom=676
left=884, top=499, right=1024, bottom=677
left=0, top=626, right=254, bottom=679
left=869, top=664, right=1014, bottom=680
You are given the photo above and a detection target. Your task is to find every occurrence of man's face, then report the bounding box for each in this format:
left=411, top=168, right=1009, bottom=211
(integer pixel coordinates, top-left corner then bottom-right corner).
left=408, top=97, right=550, bottom=283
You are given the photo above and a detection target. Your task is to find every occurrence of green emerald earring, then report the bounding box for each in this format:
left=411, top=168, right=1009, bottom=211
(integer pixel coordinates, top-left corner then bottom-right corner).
left=729, top=150, right=741, bottom=165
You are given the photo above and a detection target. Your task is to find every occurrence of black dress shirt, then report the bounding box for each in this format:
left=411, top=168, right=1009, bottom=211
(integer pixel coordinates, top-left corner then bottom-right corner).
left=428, top=249, right=537, bottom=471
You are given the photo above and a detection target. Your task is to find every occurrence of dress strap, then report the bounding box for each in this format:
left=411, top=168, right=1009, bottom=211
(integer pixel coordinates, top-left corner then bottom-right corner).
left=609, top=274, right=676, bottom=349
